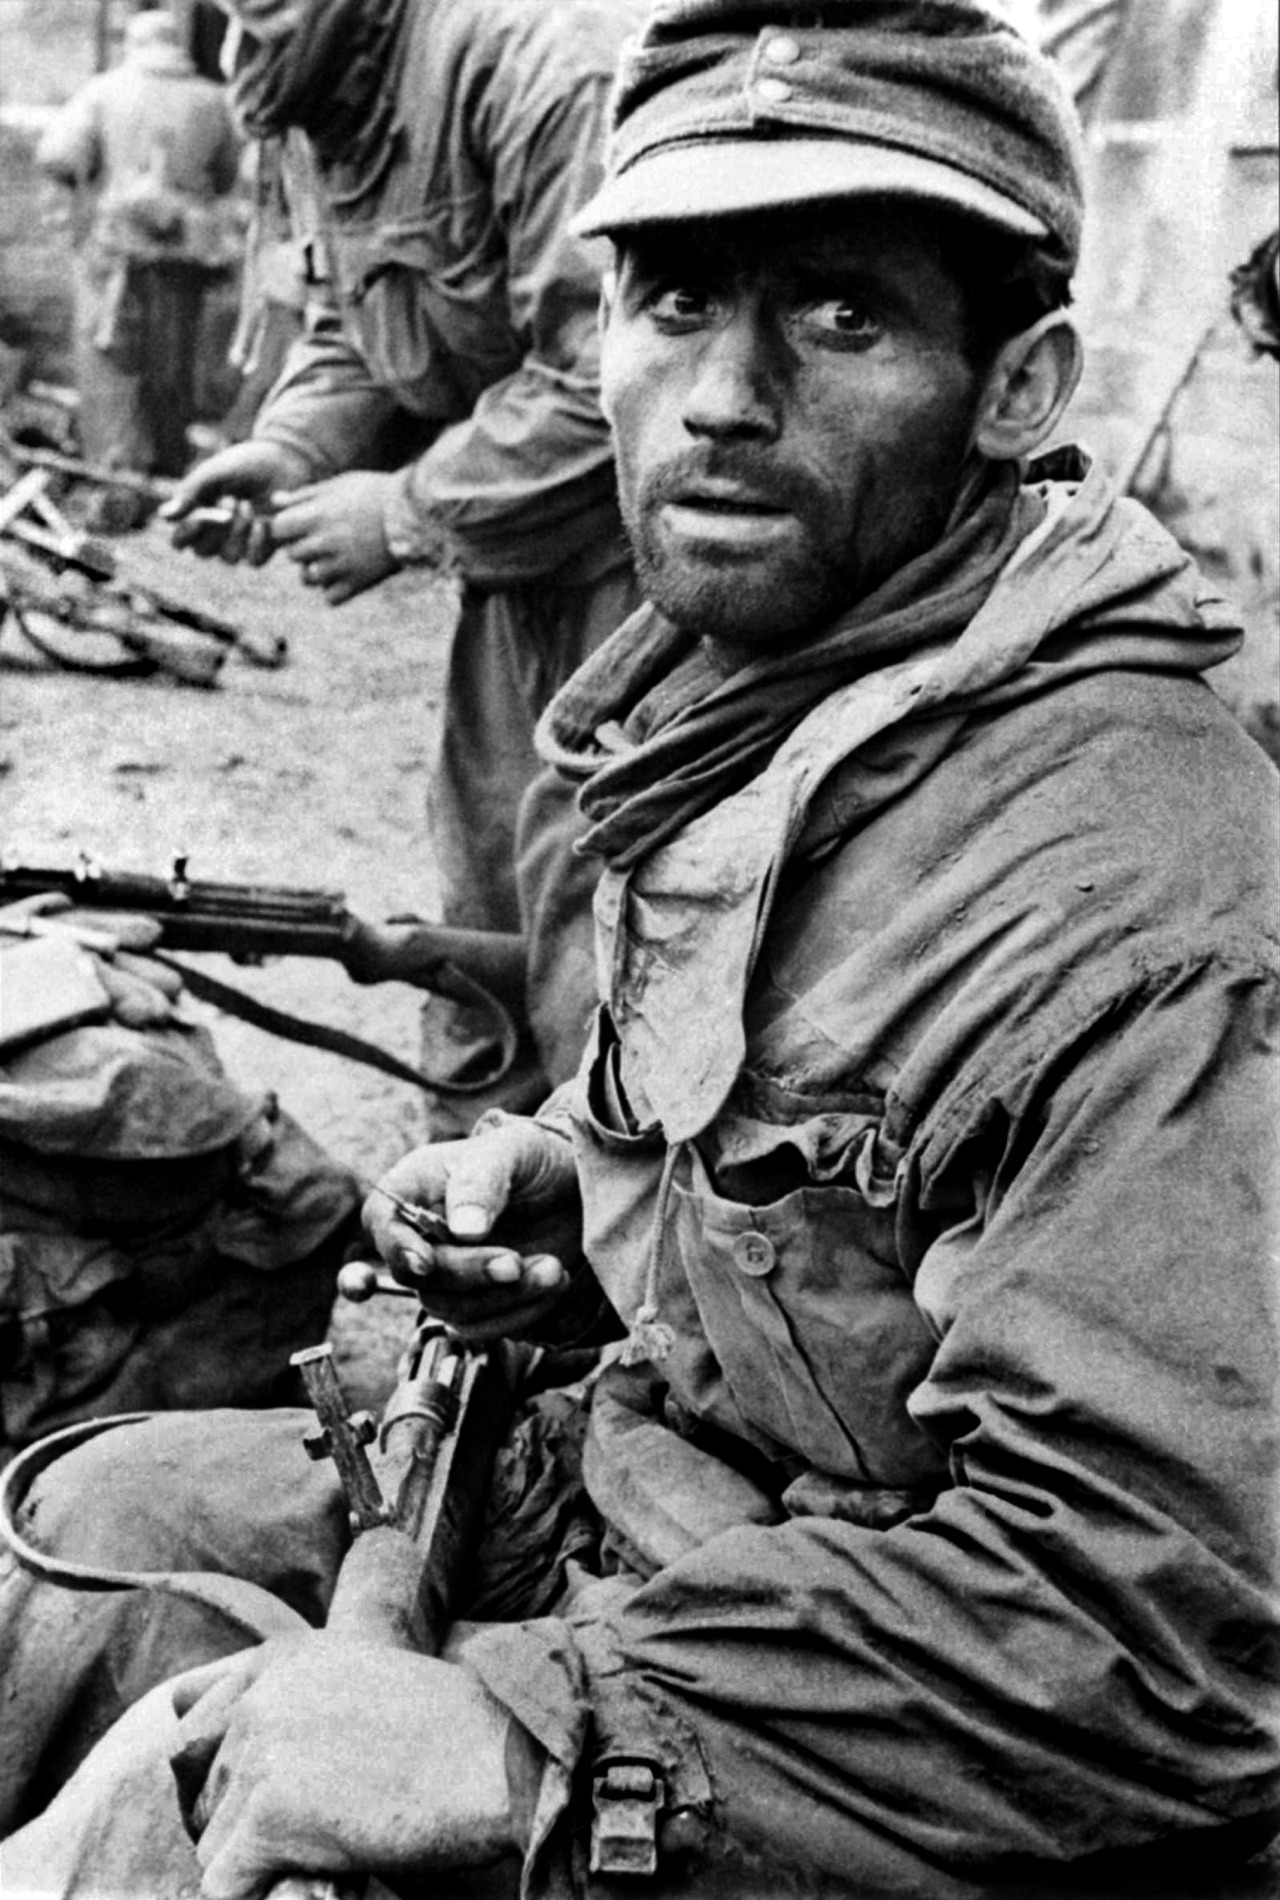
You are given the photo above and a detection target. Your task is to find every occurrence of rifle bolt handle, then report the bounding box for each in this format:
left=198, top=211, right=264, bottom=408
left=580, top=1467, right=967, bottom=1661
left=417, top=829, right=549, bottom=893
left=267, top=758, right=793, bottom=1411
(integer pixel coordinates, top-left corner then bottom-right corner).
left=337, top=1261, right=417, bottom=1303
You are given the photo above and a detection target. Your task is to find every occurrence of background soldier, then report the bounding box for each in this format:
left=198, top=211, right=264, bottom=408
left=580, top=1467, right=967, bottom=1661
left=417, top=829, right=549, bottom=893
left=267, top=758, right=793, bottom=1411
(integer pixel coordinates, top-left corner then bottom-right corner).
left=35, top=8, right=242, bottom=527
left=162, top=0, right=645, bottom=1120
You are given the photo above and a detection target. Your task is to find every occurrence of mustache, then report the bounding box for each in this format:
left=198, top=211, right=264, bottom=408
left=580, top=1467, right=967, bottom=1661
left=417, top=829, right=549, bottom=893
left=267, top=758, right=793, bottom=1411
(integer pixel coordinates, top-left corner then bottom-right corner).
left=637, top=447, right=826, bottom=515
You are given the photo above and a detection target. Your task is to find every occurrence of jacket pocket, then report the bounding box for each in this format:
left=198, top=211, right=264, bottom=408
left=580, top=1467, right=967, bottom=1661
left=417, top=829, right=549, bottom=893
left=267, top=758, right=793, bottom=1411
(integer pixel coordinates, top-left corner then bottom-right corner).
left=668, top=1148, right=944, bottom=1495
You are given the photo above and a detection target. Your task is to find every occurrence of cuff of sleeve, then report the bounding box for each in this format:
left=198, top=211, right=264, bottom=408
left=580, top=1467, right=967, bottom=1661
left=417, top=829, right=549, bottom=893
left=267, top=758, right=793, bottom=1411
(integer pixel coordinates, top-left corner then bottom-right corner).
left=532, top=1077, right=587, bottom=1146
left=464, top=1609, right=716, bottom=1898
left=461, top=1618, right=589, bottom=1899
left=471, top=1101, right=579, bottom=1149
left=384, top=463, right=456, bottom=569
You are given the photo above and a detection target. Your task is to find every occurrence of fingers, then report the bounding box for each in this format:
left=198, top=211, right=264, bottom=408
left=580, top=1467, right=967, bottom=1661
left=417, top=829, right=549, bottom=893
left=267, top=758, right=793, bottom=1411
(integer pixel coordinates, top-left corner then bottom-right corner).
left=246, top=514, right=275, bottom=566
left=98, top=959, right=177, bottom=1028
left=441, top=1131, right=524, bottom=1236
left=266, top=489, right=323, bottom=547
left=270, top=496, right=337, bottom=594
left=388, top=1238, right=564, bottom=1294
left=161, top=468, right=223, bottom=524
left=170, top=1651, right=265, bottom=1844
left=167, top=501, right=268, bottom=564
left=320, top=573, right=369, bottom=606
left=218, top=504, right=254, bottom=566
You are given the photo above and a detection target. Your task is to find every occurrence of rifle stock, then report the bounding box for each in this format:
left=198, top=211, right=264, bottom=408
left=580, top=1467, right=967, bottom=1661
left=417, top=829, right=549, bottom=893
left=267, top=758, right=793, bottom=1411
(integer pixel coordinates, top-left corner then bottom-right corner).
left=270, top=1330, right=525, bottom=1900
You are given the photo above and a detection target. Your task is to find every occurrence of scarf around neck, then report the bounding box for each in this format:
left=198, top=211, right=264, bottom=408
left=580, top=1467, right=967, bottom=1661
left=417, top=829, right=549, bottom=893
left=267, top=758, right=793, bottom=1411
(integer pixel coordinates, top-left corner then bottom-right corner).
left=537, top=453, right=1241, bottom=1144
left=538, top=461, right=1031, bottom=869
left=227, top=0, right=408, bottom=195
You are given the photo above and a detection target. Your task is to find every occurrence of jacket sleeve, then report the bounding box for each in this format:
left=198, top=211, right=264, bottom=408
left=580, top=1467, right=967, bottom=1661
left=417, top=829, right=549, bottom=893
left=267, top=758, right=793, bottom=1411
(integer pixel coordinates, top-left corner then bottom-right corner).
left=381, top=74, right=622, bottom=584
left=250, top=298, right=413, bottom=486
left=253, top=70, right=621, bottom=584
left=463, top=956, right=1280, bottom=1892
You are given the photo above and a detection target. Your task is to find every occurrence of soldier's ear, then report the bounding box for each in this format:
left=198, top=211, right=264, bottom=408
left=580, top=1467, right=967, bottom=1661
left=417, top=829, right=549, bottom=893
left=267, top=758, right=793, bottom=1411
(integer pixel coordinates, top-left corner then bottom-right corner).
left=973, top=312, right=1083, bottom=460
left=598, top=268, right=618, bottom=425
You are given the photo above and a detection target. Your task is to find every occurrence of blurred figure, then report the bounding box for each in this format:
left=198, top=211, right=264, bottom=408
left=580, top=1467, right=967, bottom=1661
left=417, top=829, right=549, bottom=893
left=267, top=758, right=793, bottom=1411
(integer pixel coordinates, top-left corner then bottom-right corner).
left=35, top=9, right=242, bottom=525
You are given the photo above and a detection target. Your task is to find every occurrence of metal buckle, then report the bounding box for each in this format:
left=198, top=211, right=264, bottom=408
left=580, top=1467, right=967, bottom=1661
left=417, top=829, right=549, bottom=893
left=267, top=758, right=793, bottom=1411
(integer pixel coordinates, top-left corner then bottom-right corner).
left=589, top=1758, right=664, bottom=1876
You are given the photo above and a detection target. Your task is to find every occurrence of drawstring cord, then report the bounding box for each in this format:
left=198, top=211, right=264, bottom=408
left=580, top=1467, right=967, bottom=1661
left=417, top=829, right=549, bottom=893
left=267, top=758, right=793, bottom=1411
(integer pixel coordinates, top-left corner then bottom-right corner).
left=619, top=1141, right=680, bottom=1366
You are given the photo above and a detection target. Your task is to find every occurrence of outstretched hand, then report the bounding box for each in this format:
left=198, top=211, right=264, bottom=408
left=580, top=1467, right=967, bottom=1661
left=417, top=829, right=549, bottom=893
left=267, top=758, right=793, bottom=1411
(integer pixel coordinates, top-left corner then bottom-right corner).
left=170, top=1637, right=524, bottom=1900
left=162, top=441, right=311, bottom=563
left=364, top=1120, right=583, bottom=1339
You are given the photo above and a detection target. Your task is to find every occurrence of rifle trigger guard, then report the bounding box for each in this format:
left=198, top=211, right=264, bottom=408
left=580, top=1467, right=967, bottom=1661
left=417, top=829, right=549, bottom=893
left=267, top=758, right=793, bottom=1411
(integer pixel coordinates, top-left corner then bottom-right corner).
left=589, top=1759, right=664, bottom=1877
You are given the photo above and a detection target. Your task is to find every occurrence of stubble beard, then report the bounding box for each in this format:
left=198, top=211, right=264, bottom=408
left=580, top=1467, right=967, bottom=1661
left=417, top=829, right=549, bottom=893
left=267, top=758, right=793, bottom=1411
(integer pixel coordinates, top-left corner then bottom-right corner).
left=622, top=473, right=962, bottom=654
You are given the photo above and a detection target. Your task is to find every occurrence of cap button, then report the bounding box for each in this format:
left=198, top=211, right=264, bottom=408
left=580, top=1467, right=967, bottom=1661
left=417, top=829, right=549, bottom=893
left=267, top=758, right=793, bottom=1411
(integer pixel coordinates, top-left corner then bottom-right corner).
left=755, top=75, right=793, bottom=105
left=763, top=34, right=801, bottom=64
left=732, top=1231, right=776, bottom=1277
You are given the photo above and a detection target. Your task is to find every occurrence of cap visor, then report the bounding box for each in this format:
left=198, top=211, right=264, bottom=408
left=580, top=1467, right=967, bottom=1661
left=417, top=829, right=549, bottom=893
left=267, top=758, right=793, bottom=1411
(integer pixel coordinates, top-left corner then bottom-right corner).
left=574, top=137, right=1047, bottom=240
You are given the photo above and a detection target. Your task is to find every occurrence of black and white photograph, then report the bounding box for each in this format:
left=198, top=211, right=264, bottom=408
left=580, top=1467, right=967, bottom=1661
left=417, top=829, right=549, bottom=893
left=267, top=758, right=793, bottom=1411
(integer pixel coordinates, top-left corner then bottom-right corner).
left=0, top=3, right=1276, bottom=1897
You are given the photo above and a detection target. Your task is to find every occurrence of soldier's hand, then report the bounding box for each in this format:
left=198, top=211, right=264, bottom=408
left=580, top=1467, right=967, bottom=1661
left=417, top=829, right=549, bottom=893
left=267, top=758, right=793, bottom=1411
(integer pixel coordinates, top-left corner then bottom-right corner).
left=364, top=1121, right=583, bottom=1337
left=171, top=1637, right=528, bottom=1900
left=162, top=442, right=311, bottom=562
left=269, top=471, right=402, bottom=605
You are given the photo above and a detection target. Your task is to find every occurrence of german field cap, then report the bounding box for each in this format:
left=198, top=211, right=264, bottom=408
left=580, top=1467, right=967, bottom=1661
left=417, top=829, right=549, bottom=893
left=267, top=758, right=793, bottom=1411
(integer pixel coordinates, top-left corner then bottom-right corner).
left=574, top=0, right=1084, bottom=270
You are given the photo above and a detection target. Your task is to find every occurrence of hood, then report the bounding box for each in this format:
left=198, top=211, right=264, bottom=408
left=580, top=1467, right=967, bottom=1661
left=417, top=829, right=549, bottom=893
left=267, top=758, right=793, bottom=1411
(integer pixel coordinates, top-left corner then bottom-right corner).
left=561, top=454, right=1242, bottom=1141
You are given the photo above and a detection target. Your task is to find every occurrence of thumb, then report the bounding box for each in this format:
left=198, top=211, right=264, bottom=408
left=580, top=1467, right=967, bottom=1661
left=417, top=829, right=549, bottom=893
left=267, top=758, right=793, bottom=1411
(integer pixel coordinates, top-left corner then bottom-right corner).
left=160, top=468, right=208, bottom=519
left=442, top=1130, right=525, bottom=1239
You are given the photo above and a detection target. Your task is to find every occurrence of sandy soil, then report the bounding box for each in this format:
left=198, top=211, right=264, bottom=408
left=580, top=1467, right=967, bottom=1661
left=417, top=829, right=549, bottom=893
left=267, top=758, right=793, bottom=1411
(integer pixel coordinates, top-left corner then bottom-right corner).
left=1, top=524, right=462, bottom=1408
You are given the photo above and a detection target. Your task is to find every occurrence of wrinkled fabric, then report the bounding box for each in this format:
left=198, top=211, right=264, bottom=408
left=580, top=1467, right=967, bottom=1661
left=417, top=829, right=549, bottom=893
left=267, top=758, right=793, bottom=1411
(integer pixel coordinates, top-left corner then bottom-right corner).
left=0, top=1095, right=362, bottom=1457
left=0, top=1382, right=594, bottom=1841
left=554, top=461, right=1243, bottom=1144
left=424, top=561, right=641, bottom=1109
left=0, top=984, right=360, bottom=1458
left=2, top=477, right=1277, bottom=1898
left=252, top=0, right=642, bottom=587
left=457, top=472, right=1280, bottom=1891
left=241, top=0, right=643, bottom=1089
left=538, top=460, right=1034, bottom=866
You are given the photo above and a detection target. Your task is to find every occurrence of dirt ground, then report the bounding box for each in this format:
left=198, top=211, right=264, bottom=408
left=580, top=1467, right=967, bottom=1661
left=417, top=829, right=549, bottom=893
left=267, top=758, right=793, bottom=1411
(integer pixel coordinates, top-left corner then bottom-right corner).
left=1, top=524, right=464, bottom=1410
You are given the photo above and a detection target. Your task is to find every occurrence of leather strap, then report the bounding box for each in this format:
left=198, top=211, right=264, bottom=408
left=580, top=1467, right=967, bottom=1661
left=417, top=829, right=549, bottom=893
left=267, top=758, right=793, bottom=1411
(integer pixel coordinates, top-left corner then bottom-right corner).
left=0, top=1412, right=306, bottom=1640
left=151, top=951, right=518, bottom=1096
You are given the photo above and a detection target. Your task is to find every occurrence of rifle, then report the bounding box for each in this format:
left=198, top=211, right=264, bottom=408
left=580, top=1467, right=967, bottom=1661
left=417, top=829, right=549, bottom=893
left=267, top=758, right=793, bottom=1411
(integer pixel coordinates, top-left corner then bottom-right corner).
left=0, top=461, right=285, bottom=676
left=0, top=852, right=528, bottom=1095
left=4, top=439, right=175, bottom=503
left=270, top=1321, right=526, bottom=1900
left=0, top=1277, right=527, bottom=1900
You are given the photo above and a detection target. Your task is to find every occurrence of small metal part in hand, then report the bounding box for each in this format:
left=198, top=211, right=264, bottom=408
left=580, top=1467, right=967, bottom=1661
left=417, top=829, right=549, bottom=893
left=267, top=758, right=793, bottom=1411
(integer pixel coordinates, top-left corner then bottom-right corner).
left=366, top=1182, right=454, bottom=1245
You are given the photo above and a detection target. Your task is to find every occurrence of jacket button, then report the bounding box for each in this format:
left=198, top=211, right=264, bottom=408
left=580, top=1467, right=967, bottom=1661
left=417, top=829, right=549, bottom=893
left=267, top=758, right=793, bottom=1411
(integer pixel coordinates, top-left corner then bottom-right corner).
left=755, top=76, right=793, bottom=104
left=733, top=1231, right=776, bottom=1276
left=763, top=33, right=801, bottom=63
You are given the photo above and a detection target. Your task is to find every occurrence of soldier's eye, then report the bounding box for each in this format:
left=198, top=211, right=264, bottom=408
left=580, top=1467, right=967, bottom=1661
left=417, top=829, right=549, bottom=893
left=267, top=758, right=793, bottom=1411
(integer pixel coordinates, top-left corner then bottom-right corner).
left=648, top=283, right=717, bottom=327
left=803, top=298, right=883, bottom=346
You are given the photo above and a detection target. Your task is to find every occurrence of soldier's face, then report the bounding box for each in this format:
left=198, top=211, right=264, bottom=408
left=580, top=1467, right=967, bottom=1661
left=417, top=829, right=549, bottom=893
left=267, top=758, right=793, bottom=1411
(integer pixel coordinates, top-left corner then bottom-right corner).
left=602, top=202, right=986, bottom=654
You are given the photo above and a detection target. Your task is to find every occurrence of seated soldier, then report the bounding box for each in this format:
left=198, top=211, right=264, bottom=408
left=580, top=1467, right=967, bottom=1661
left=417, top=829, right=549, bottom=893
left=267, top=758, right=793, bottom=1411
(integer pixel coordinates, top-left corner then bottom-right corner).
left=1, top=4, right=1277, bottom=1897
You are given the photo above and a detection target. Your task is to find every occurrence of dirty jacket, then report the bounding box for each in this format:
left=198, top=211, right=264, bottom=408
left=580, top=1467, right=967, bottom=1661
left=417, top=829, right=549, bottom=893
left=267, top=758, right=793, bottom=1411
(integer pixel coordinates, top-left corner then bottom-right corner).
left=464, top=463, right=1280, bottom=1895
left=36, top=47, right=241, bottom=269
left=251, top=0, right=641, bottom=586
